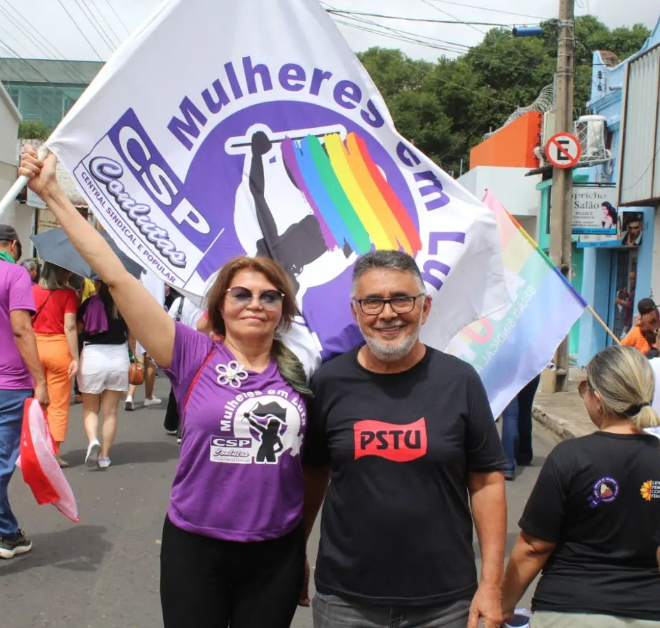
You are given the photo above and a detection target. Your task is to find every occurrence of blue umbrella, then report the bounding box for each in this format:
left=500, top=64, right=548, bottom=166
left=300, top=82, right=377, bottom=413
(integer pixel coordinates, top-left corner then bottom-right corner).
left=31, top=228, right=143, bottom=279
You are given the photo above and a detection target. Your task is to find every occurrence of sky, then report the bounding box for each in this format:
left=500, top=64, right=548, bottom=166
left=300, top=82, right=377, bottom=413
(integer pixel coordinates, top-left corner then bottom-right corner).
left=0, top=0, right=657, bottom=64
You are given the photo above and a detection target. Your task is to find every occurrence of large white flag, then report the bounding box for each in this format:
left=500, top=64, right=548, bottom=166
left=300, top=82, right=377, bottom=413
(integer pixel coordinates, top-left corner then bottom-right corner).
left=47, top=0, right=507, bottom=371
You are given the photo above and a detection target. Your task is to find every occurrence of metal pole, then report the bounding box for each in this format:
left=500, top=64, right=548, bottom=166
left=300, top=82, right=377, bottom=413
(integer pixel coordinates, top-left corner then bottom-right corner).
left=544, top=0, right=575, bottom=393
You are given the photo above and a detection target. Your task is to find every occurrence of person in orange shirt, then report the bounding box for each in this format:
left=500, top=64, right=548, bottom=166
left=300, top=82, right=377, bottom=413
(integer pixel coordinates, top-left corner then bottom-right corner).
left=32, top=263, right=79, bottom=467
left=622, top=298, right=660, bottom=355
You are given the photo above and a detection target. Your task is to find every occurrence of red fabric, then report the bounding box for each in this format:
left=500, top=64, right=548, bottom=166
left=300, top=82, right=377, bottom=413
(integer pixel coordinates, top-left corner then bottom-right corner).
left=31, top=286, right=78, bottom=334
left=19, top=399, right=60, bottom=505
left=17, top=398, right=80, bottom=522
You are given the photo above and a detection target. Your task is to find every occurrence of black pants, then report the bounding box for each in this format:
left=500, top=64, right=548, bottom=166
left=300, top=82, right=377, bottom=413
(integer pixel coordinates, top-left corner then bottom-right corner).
left=160, top=515, right=305, bottom=628
left=163, top=389, right=179, bottom=433
left=516, top=374, right=541, bottom=465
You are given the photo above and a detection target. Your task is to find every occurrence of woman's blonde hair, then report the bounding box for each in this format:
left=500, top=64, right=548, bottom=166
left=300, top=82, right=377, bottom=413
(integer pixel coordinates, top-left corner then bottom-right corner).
left=38, top=262, right=69, bottom=290
left=586, top=345, right=659, bottom=430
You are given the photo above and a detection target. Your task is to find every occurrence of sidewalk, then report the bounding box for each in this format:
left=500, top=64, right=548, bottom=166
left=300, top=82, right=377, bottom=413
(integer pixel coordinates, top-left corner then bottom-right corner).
left=532, top=366, right=596, bottom=440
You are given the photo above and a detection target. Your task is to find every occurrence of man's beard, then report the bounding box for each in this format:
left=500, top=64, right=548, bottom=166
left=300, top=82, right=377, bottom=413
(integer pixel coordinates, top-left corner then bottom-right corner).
left=362, top=314, right=423, bottom=362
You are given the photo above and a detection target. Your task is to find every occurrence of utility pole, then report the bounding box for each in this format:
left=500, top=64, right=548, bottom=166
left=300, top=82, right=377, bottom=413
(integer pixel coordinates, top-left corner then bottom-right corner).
left=544, top=0, right=575, bottom=393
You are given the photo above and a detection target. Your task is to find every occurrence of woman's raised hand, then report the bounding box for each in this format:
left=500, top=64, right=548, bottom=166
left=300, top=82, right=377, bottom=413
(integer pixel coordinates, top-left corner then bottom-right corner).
left=18, top=145, right=59, bottom=199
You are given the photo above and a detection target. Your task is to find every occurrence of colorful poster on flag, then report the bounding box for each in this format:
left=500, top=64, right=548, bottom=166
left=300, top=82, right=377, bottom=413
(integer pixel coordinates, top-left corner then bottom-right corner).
left=446, top=191, right=587, bottom=417
left=45, top=0, right=507, bottom=370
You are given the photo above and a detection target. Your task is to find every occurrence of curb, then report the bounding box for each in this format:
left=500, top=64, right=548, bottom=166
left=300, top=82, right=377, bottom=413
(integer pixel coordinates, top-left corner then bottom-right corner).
left=532, top=404, right=580, bottom=441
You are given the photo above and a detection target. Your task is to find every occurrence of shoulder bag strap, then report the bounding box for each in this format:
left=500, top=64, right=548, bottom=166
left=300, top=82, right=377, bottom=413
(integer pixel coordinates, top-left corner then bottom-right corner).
left=175, top=297, right=184, bottom=322
left=179, top=347, right=215, bottom=441
left=32, top=290, right=54, bottom=324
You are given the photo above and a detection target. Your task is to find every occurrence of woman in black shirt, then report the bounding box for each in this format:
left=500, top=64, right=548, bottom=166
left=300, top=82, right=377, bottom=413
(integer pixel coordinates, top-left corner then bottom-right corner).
left=502, top=345, right=660, bottom=627
left=77, top=281, right=130, bottom=469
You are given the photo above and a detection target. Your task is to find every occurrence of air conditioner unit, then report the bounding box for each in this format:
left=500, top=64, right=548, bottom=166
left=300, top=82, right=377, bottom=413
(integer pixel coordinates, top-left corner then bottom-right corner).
left=574, top=115, right=612, bottom=165
left=542, top=111, right=556, bottom=146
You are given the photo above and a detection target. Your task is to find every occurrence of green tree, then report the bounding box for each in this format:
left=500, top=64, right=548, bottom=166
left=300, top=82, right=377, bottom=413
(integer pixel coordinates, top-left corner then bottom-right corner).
left=357, top=17, right=650, bottom=173
left=18, top=120, right=52, bottom=140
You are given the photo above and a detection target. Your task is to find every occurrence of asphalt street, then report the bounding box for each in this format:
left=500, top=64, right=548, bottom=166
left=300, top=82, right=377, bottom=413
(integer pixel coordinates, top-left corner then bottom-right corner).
left=1, top=375, right=558, bottom=628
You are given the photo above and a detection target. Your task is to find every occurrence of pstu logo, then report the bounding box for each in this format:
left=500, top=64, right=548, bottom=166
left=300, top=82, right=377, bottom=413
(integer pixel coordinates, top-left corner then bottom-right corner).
left=354, top=418, right=427, bottom=462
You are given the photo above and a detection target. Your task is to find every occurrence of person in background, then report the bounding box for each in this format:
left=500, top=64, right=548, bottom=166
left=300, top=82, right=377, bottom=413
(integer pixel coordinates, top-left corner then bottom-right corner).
left=163, top=294, right=204, bottom=440
left=77, top=281, right=130, bottom=469
left=501, top=374, right=541, bottom=481
left=0, top=225, right=49, bottom=559
left=502, top=345, right=660, bottom=627
left=20, top=259, right=38, bottom=284
left=614, top=270, right=635, bottom=337
left=32, top=262, right=78, bottom=468
left=622, top=297, right=659, bottom=355
left=124, top=350, right=161, bottom=411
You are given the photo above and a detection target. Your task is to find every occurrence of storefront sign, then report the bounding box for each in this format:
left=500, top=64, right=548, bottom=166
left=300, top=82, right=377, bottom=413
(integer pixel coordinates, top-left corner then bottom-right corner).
left=572, top=186, right=617, bottom=235
left=578, top=208, right=643, bottom=248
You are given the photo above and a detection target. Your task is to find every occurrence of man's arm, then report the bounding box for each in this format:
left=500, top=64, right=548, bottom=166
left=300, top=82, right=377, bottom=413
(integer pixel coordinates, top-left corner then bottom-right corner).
left=468, top=470, right=507, bottom=628
left=10, top=309, right=49, bottom=407
left=502, top=531, right=555, bottom=621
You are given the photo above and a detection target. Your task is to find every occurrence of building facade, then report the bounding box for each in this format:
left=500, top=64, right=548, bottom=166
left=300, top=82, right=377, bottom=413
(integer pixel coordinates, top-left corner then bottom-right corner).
left=576, top=16, right=660, bottom=364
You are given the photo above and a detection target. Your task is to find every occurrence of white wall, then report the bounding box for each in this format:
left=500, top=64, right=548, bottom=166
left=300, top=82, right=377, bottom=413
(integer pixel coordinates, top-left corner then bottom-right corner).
left=0, top=83, right=33, bottom=252
left=458, top=166, right=542, bottom=220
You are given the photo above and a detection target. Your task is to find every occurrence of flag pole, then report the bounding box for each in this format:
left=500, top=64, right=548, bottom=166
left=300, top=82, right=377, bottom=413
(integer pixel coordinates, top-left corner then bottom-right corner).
left=0, top=146, right=50, bottom=223
left=505, top=206, right=622, bottom=346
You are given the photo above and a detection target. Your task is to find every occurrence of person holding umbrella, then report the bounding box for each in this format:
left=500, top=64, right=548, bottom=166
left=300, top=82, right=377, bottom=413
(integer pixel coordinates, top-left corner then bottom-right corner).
left=31, top=262, right=78, bottom=467
left=20, top=147, right=311, bottom=627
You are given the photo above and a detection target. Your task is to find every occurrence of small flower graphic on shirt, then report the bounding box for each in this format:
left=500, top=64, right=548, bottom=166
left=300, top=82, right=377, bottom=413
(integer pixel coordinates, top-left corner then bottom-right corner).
left=215, top=361, right=249, bottom=388
left=641, top=480, right=654, bottom=501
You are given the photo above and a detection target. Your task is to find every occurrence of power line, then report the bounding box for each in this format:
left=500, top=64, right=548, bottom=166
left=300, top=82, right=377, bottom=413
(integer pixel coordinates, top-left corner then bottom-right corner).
left=0, top=0, right=92, bottom=85
left=71, top=0, right=117, bottom=53
left=416, top=0, right=488, bottom=35
left=89, top=0, right=123, bottom=48
left=102, top=0, right=131, bottom=37
left=55, top=0, right=104, bottom=60
left=326, top=8, right=536, bottom=28
left=424, top=0, right=554, bottom=21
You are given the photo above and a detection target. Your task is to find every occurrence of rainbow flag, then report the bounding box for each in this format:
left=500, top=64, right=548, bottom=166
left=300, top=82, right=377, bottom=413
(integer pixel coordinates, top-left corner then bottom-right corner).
left=446, top=190, right=587, bottom=417
left=281, top=132, right=422, bottom=256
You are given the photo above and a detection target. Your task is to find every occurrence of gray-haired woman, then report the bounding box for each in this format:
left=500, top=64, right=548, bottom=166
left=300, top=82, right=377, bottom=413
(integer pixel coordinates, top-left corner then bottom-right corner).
left=502, top=345, right=660, bottom=627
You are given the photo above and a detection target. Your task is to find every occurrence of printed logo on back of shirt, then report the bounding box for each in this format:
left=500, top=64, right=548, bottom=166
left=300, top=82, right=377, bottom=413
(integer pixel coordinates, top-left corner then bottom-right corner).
left=353, top=418, right=427, bottom=462
left=640, top=480, right=660, bottom=501
left=588, top=476, right=619, bottom=508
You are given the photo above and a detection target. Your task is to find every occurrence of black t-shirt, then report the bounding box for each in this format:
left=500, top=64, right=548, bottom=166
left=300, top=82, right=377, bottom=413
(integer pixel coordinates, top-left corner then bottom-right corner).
left=78, top=296, right=128, bottom=346
left=520, top=432, right=660, bottom=620
left=303, top=345, right=507, bottom=606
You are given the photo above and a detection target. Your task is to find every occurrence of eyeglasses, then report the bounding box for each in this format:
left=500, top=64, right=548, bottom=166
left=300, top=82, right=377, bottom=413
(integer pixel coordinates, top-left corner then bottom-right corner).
left=226, top=286, right=284, bottom=310
left=578, top=380, right=592, bottom=399
left=353, top=293, right=425, bottom=315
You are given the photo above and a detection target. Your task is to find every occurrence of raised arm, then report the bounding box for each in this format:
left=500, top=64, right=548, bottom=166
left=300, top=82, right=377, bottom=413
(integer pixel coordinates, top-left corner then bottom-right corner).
left=19, top=146, right=176, bottom=368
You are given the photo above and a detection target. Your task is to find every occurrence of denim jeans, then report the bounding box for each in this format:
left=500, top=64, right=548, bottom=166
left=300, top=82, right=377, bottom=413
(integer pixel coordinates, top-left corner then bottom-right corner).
left=0, top=388, right=32, bottom=537
left=501, top=375, right=540, bottom=476
left=312, top=592, right=471, bottom=628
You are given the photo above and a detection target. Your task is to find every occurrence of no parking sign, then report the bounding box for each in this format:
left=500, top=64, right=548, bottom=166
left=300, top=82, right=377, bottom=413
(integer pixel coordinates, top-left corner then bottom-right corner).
left=545, top=132, right=582, bottom=169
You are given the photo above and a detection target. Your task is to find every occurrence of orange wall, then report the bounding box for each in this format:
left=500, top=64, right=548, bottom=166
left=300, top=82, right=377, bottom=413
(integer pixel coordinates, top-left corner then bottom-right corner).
left=469, top=111, right=542, bottom=169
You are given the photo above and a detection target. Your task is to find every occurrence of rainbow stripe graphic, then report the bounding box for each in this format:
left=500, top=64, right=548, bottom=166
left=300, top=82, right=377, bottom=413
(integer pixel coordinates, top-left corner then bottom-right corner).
left=281, top=132, right=421, bottom=256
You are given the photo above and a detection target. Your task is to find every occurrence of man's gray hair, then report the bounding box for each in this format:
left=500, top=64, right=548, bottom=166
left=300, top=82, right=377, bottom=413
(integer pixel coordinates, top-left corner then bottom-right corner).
left=351, top=250, right=425, bottom=295
left=21, top=260, right=37, bottom=272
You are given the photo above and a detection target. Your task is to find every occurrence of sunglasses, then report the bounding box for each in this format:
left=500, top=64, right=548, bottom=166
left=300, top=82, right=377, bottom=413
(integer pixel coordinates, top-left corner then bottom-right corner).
left=226, top=286, right=284, bottom=310
left=577, top=380, right=592, bottom=399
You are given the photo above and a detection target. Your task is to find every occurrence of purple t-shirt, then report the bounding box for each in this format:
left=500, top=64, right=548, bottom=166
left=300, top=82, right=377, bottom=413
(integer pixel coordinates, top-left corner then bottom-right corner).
left=164, top=323, right=307, bottom=541
left=0, top=261, right=35, bottom=390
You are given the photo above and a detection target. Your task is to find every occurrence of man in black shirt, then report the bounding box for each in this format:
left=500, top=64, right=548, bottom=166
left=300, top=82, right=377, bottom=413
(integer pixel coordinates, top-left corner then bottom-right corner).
left=302, top=250, right=507, bottom=628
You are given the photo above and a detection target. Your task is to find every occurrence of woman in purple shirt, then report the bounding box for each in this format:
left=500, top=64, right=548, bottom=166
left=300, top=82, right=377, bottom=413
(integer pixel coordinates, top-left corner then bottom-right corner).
left=20, top=147, right=310, bottom=628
